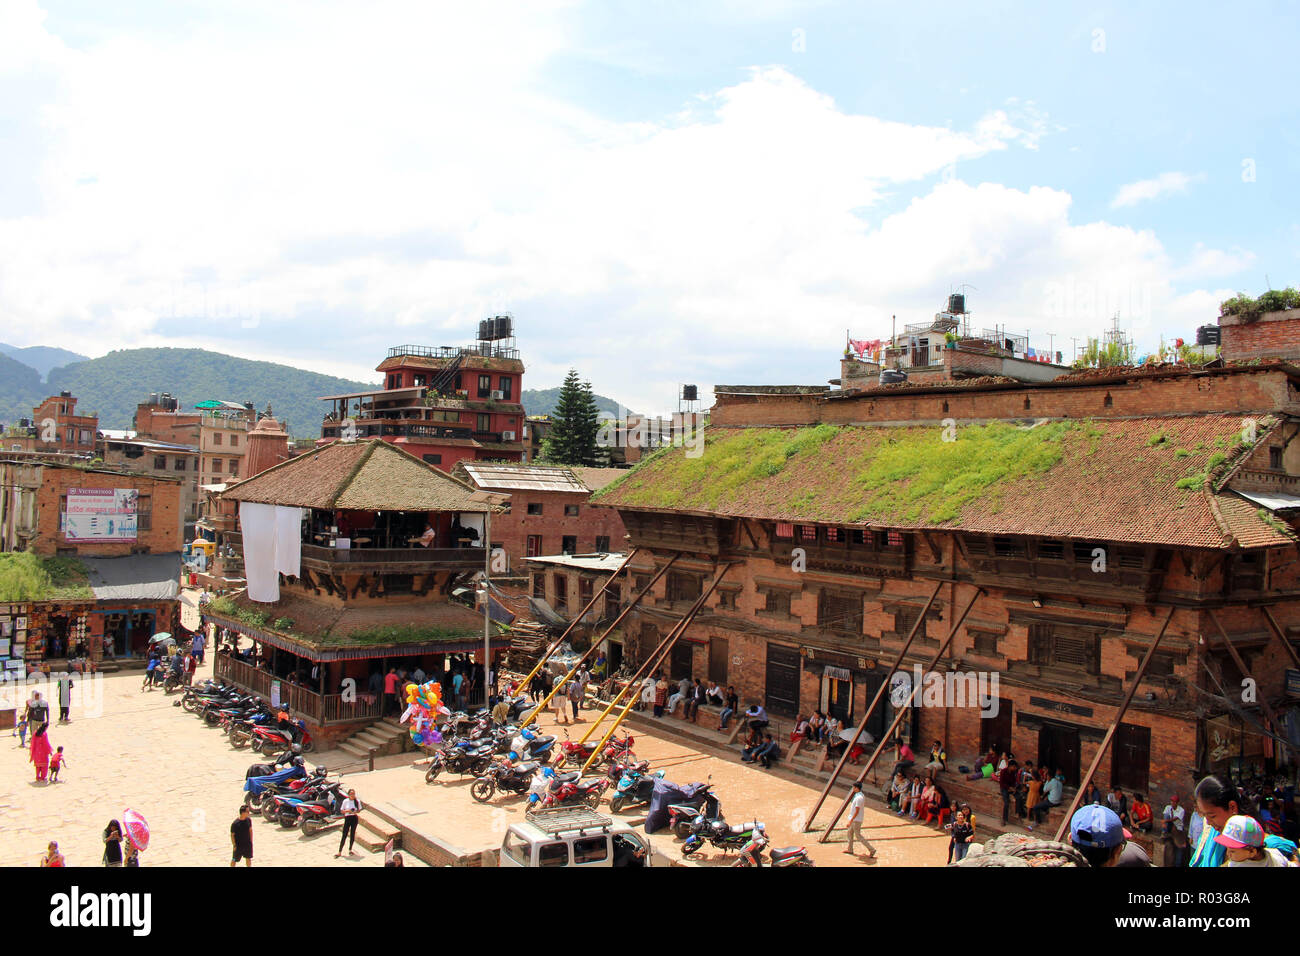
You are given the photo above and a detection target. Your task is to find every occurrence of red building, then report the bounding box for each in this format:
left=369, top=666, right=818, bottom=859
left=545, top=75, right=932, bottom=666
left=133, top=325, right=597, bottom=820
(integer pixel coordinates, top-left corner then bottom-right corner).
left=319, top=317, right=527, bottom=470
left=20, top=392, right=99, bottom=455
left=451, top=462, right=629, bottom=573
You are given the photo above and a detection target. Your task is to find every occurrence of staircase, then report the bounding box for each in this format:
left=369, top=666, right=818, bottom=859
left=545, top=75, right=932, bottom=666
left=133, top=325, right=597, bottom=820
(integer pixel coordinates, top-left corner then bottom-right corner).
left=428, top=352, right=465, bottom=396
left=336, top=717, right=410, bottom=762
left=354, top=808, right=402, bottom=854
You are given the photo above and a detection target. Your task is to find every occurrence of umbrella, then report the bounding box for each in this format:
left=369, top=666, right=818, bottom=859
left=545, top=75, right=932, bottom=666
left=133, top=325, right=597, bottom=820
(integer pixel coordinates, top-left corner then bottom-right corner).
left=148, top=633, right=174, bottom=645
left=123, top=808, right=150, bottom=852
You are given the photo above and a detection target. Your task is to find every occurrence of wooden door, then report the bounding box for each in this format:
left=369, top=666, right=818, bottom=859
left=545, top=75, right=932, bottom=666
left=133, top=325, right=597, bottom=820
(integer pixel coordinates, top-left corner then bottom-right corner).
left=764, top=644, right=800, bottom=718
left=708, top=637, right=729, bottom=685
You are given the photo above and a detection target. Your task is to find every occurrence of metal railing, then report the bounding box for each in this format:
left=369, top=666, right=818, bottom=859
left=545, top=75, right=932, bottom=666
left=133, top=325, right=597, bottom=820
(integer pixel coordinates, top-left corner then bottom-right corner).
left=386, top=344, right=520, bottom=361
left=300, top=543, right=483, bottom=567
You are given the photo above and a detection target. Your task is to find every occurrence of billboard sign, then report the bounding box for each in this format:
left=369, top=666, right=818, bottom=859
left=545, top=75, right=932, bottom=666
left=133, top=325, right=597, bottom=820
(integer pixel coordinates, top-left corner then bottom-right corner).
left=64, top=488, right=139, bottom=541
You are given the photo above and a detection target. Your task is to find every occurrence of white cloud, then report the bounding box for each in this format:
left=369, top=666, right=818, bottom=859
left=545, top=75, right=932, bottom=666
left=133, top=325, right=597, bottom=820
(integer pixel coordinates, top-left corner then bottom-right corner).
left=1110, top=171, right=1207, bottom=209
left=0, top=2, right=1241, bottom=416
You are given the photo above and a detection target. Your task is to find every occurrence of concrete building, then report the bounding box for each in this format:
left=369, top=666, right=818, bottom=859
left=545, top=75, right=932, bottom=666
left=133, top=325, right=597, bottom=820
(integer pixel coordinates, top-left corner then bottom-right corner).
left=97, top=435, right=200, bottom=542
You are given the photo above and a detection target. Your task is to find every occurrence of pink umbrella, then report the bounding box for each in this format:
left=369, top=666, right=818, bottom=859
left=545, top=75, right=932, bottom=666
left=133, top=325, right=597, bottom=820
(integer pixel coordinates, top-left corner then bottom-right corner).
left=123, top=808, right=150, bottom=852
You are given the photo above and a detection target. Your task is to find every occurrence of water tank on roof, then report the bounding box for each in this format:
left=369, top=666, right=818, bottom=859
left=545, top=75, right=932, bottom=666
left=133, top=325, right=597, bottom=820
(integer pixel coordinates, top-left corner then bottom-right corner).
left=493, top=315, right=513, bottom=340
left=948, top=293, right=966, bottom=315
left=149, top=392, right=159, bottom=406
left=1196, top=325, right=1221, bottom=346
left=879, top=369, right=908, bottom=385
left=478, top=319, right=492, bottom=341
left=682, top=384, right=698, bottom=401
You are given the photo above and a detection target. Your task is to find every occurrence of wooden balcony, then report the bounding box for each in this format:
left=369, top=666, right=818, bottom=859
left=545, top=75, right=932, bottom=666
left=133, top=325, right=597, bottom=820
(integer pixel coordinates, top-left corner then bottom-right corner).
left=228, top=531, right=484, bottom=574
left=215, top=654, right=383, bottom=725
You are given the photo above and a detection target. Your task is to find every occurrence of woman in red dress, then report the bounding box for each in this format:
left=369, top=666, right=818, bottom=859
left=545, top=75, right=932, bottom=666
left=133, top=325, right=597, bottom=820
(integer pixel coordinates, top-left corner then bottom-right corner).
left=30, top=724, right=53, bottom=782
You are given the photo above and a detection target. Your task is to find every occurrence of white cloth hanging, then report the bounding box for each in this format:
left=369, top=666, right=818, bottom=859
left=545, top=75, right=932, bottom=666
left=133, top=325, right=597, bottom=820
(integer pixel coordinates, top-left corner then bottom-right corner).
left=239, top=501, right=280, bottom=603
left=273, top=506, right=303, bottom=578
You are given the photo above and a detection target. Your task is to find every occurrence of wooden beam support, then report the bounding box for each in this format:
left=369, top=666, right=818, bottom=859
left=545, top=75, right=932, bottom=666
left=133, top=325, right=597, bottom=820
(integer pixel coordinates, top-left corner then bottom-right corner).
left=816, top=585, right=983, bottom=841
left=804, top=580, right=945, bottom=832
left=1050, top=606, right=1176, bottom=844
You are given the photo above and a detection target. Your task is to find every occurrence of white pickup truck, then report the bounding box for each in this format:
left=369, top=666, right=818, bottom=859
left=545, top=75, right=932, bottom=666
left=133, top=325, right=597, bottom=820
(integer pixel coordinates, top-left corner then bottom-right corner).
left=498, top=806, right=655, bottom=867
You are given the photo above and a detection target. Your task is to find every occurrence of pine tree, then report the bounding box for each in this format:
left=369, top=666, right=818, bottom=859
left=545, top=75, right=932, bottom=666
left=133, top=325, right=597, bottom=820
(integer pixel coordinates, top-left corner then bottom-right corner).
left=543, top=369, right=601, bottom=465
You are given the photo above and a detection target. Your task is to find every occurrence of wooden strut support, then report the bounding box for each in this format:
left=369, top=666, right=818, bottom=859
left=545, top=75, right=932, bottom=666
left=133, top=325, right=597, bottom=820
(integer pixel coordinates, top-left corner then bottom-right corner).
left=1051, top=606, right=1176, bottom=844
left=1207, top=609, right=1291, bottom=761
left=803, top=580, right=944, bottom=832
left=818, top=585, right=983, bottom=843
left=515, top=549, right=640, bottom=720
left=579, top=563, right=735, bottom=769
left=520, top=553, right=679, bottom=729
left=577, top=562, right=729, bottom=746
left=1260, top=605, right=1300, bottom=670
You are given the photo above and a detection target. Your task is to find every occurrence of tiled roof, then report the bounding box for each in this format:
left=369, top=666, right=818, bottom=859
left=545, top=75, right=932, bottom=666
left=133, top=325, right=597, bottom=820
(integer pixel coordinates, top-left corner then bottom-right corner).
left=570, top=467, right=630, bottom=492
left=221, top=439, right=489, bottom=512
left=592, top=415, right=1295, bottom=549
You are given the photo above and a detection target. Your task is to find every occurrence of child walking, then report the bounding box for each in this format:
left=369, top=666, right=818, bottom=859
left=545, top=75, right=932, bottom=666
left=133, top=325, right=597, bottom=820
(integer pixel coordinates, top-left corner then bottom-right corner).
left=49, top=746, right=68, bottom=782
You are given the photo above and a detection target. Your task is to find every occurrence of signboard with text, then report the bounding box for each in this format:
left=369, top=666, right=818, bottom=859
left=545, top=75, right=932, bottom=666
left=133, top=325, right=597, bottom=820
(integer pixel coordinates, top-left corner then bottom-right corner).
left=63, top=488, right=138, bottom=541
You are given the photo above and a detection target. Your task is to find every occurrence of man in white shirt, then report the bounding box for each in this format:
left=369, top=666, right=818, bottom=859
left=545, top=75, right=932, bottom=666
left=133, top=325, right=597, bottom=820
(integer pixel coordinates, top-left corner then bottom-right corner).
left=1162, top=794, right=1186, bottom=835
left=845, top=781, right=877, bottom=858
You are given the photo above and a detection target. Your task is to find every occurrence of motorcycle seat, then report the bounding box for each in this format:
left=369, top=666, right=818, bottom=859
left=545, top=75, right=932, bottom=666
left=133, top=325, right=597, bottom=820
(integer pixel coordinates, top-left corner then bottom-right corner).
left=531, top=735, right=555, bottom=746
left=514, top=761, right=540, bottom=774
left=554, top=771, right=580, bottom=784
left=769, top=847, right=806, bottom=862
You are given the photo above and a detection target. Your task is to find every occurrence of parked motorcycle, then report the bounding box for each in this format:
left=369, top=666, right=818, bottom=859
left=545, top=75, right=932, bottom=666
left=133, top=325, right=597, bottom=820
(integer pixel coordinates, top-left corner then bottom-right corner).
left=470, top=759, right=541, bottom=803
left=243, top=761, right=310, bottom=809
left=554, top=730, right=633, bottom=770
left=609, top=769, right=665, bottom=814
left=269, top=780, right=342, bottom=829
left=425, top=741, right=495, bottom=782
left=538, top=770, right=608, bottom=810
left=667, top=786, right=720, bottom=839
left=682, top=814, right=764, bottom=858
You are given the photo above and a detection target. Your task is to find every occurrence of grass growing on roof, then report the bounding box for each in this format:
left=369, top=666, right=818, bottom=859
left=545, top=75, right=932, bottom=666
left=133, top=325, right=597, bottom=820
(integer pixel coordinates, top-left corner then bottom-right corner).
left=846, top=421, right=1070, bottom=523
left=0, top=553, right=93, bottom=602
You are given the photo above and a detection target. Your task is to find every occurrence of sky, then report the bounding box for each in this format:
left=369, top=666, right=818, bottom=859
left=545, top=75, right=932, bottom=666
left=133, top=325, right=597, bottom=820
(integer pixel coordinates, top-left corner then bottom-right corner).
left=2, top=0, right=1297, bottom=416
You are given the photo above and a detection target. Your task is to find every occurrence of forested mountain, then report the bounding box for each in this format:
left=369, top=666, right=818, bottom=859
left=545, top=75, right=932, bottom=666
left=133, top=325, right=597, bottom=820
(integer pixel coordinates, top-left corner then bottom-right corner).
left=0, top=344, right=89, bottom=380
left=522, top=387, right=628, bottom=419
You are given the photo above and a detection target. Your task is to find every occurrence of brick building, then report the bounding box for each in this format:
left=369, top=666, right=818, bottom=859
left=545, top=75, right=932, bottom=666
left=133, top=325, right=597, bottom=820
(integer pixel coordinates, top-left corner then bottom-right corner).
left=319, top=318, right=527, bottom=470
left=6, top=392, right=100, bottom=455
left=451, top=462, right=628, bottom=572
left=98, top=436, right=200, bottom=541
left=195, top=401, right=255, bottom=487
left=525, top=551, right=627, bottom=655
left=0, top=459, right=185, bottom=666
left=592, top=347, right=1300, bottom=822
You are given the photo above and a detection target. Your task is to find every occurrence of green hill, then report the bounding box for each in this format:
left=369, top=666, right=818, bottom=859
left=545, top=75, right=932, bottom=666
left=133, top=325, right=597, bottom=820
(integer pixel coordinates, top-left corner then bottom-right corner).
left=44, top=348, right=377, bottom=438
left=522, top=387, right=630, bottom=419
left=0, top=351, right=44, bottom=427
left=0, top=343, right=89, bottom=381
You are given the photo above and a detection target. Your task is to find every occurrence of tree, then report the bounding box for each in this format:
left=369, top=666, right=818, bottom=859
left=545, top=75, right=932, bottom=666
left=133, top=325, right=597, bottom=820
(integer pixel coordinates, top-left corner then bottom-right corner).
left=541, top=369, right=602, bottom=466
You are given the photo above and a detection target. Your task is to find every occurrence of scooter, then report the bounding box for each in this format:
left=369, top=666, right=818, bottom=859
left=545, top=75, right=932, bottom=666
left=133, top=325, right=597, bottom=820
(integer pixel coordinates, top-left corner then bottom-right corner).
left=730, top=829, right=816, bottom=867
left=243, top=761, right=310, bottom=808
left=264, top=777, right=338, bottom=826
left=609, top=769, right=665, bottom=813
left=554, top=730, right=633, bottom=770
left=508, top=728, right=556, bottom=764
left=251, top=718, right=314, bottom=754
left=470, top=759, right=541, bottom=803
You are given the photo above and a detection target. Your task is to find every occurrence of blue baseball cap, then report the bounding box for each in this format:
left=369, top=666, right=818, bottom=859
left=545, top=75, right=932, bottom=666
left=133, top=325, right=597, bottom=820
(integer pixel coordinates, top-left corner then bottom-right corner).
left=1070, top=805, right=1127, bottom=849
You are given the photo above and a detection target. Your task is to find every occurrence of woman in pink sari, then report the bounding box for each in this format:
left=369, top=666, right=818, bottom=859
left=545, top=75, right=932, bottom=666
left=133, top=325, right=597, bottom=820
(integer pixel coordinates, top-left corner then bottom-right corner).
left=30, top=724, right=53, bottom=782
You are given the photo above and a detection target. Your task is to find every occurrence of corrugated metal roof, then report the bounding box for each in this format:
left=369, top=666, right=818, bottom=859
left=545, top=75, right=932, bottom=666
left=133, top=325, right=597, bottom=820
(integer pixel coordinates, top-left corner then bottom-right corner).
left=82, top=553, right=182, bottom=601
left=1235, top=490, right=1300, bottom=511
left=456, top=462, right=587, bottom=493
left=524, top=552, right=628, bottom=572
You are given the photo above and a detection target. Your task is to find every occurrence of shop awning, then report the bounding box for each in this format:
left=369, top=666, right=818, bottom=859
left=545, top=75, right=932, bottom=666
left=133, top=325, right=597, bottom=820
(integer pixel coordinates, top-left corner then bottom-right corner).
left=82, top=553, right=182, bottom=602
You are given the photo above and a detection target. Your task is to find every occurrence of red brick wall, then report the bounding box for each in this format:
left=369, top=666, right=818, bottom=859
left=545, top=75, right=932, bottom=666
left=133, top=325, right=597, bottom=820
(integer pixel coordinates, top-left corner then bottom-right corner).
left=712, top=368, right=1297, bottom=428
left=1220, top=310, right=1300, bottom=362
left=492, top=489, right=627, bottom=570
left=33, top=466, right=184, bottom=556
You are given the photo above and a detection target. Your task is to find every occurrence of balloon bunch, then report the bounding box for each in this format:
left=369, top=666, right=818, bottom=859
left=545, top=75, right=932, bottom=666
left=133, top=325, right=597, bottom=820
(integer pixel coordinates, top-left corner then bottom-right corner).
left=400, top=681, right=447, bottom=747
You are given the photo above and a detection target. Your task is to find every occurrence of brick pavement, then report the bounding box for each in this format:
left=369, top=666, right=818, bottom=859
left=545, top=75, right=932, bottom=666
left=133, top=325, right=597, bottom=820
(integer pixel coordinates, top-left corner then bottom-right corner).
left=0, top=661, right=418, bottom=868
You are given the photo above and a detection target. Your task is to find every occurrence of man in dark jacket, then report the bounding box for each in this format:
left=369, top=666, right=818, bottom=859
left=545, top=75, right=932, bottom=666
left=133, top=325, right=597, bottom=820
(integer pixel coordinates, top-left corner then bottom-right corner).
left=998, top=760, right=1019, bottom=825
